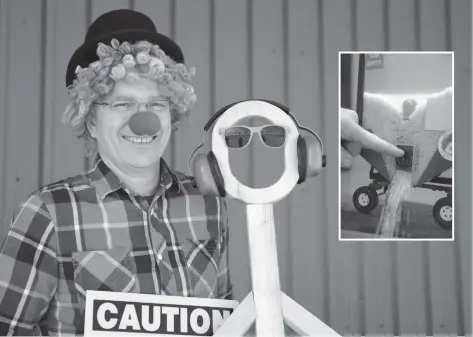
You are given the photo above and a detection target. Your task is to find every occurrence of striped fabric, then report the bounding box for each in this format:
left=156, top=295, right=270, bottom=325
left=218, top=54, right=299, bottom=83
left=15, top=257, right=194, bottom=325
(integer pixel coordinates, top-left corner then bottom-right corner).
left=0, top=159, right=233, bottom=336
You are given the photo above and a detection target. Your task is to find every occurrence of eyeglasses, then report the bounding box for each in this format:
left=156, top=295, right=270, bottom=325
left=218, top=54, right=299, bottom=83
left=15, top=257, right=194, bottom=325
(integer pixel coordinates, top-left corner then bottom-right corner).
left=219, top=125, right=288, bottom=149
left=94, top=99, right=171, bottom=112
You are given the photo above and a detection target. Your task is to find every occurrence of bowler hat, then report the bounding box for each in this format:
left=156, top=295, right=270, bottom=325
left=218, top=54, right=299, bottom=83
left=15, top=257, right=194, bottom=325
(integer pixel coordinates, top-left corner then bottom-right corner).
left=66, top=9, right=184, bottom=87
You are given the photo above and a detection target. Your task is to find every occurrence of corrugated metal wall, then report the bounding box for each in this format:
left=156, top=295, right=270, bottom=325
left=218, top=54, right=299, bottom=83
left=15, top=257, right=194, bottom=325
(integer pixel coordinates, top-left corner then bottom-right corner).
left=0, top=0, right=471, bottom=335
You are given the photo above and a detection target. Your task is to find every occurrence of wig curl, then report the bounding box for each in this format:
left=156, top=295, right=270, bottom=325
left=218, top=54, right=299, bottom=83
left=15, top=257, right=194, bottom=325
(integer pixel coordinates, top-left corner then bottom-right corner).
left=62, top=39, right=197, bottom=158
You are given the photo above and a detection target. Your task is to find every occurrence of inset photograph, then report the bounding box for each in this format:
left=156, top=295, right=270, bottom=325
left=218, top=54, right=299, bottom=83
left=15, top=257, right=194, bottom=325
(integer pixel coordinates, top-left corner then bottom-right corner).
left=339, top=52, right=453, bottom=240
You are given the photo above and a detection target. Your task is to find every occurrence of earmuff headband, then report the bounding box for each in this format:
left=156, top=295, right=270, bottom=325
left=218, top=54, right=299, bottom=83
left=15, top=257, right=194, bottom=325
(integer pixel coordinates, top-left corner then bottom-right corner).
left=188, top=99, right=325, bottom=175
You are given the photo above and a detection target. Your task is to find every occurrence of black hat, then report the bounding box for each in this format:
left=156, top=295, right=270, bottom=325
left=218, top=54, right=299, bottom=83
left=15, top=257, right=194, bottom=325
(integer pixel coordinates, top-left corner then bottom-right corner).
left=66, top=9, right=184, bottom=88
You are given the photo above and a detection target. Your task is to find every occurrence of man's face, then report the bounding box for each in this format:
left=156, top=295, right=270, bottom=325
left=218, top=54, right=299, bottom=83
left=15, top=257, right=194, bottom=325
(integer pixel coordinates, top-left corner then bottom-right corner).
left=89, top=75, right=172, bottom=170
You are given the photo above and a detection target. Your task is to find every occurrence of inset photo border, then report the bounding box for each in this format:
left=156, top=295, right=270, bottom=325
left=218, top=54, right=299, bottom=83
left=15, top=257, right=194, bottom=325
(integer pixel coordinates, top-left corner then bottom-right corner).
left=338, top=51, right=454, bottom=241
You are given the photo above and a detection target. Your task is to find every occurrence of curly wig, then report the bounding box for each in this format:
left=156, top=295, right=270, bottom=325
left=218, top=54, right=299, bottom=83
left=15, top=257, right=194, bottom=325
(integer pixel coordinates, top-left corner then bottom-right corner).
left=62, top=39, right=197, bottom=158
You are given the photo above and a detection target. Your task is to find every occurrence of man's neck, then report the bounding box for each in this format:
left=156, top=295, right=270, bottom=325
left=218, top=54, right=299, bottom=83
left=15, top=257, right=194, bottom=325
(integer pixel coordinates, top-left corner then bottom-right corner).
left=101, top=156, right=161, bottom=197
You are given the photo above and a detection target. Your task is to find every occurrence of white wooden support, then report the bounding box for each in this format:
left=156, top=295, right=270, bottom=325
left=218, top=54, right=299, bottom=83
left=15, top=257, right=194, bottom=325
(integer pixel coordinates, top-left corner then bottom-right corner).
left=209, top=101, right=339, bottom=336
left=214, top=291, right=341, bottom=336
left=246, top=203, right=285, bottom=336
left=214, top=203, right=341, bottom=336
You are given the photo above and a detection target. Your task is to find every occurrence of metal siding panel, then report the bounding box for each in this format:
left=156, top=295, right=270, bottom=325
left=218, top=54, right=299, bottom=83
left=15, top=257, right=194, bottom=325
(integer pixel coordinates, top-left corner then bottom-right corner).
left=322, top=1, right=362, bottom=335
left=43, top=0, right=88, bottom=187
left=2, top=0, right=43, bottom=241
left=133, top=0, right=173, bottom=164
left=0, top=0, right=9, bottom=243
left=173, top=0, right=211, bottom=174
left=387, top=1, right=429, bottom=335
left=419, top=0, right=448, bottom=51
left=134, top=0, right=172, bottom=35
left=214, top=0, right=252, bottom=302
left=91, top=0, right=131, bottom=21
left=356, top=0, right=385, bottom=51
left=251, top=0, right=291, bottom=295
left=450, top=0, right=472, bottom=335
left=419, top=0, right=459, bottom=334
left=287, top=0, right=327, bottom=322
left=387, top=0, right=416, bottom=50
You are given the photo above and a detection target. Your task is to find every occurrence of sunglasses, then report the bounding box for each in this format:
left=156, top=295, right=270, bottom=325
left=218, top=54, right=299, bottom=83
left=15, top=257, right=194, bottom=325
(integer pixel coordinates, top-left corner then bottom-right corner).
left=219, top=125, right=289, bottom=149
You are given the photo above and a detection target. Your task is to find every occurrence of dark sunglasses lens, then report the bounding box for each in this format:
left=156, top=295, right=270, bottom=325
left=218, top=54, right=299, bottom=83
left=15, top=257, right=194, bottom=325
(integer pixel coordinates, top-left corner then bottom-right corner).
left=224, top=127, right=251, bottom=148
left=261, top=126, right=286, bottom=147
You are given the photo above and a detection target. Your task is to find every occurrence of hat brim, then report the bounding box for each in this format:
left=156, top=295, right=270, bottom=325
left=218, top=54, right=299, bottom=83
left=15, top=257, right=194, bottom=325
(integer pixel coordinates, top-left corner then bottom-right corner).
left=66, top=29, right=184, bottom=88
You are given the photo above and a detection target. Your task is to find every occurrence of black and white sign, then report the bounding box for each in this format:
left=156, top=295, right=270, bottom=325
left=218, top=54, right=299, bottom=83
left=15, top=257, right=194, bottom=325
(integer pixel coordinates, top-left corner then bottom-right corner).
left=365, top=53, right=384, bottom=70
left=85, top=291, right=239, bottom=336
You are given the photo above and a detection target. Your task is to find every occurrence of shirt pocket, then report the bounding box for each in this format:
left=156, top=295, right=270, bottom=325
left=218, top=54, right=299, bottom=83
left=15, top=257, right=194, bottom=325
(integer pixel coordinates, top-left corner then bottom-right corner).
left=72, top=247, right=138, bottom=300
left=181, top=237, right=221, bottom=298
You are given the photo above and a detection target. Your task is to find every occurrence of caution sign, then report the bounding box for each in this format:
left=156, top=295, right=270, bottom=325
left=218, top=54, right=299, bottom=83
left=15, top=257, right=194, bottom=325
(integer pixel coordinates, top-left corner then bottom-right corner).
left=365, top=53, right=384, bottom=70
left=84, top=291, right=239, bottom=336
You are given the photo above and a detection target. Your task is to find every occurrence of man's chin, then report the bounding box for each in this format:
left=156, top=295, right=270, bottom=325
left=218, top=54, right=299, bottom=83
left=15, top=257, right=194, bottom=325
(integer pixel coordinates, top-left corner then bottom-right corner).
left=128, top=158, right=160, bottom=169
left=121, top=153, right=161, bottom=169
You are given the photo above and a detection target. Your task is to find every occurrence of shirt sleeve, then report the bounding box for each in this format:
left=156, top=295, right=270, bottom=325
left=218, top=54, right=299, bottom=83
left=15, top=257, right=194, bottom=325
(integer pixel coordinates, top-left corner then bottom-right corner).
left=0, top=194, right=59, bottom=336
left=216, top=197, right=234, bottom=300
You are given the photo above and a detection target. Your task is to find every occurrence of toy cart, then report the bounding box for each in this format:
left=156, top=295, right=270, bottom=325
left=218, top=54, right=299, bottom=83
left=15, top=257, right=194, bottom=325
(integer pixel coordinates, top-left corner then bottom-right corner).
left=352, top=165, right=452, bottom=230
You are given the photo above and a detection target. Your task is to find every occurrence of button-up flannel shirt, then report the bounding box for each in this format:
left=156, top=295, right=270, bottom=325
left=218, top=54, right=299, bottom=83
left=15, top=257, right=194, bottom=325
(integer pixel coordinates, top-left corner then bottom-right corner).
left=0, top=159, right=233, bottom=336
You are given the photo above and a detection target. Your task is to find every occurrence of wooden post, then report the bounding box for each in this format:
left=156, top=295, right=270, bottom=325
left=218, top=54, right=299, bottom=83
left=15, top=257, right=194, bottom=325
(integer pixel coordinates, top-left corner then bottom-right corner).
left=246, top=203, right=285, bottom=337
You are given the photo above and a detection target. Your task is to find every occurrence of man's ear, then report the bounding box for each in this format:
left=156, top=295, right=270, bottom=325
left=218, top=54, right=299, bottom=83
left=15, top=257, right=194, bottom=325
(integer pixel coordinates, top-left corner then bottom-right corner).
left=86, top=113, right=97, bottom=138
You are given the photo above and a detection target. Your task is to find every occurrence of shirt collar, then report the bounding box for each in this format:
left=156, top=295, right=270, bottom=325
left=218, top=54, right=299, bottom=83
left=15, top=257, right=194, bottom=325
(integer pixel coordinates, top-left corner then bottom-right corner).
left=89, top=158, right=182, bottom=200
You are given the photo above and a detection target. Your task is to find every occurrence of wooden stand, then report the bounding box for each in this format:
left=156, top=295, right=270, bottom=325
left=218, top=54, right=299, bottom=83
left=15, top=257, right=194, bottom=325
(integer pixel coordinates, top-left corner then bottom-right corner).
left=214, top=204, right=340, bottom=337
left=208, top=101, right=338, bottom=335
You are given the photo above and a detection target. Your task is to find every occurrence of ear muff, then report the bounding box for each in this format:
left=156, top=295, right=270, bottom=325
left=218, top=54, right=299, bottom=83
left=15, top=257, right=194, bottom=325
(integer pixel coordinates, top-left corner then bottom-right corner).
left=303, top=133, right=325, bottom=179
left=192, top=153, right=221, bottom=197
left=207, top=151, right=226, bottom=197
left=297, top=136, right=308, bottom=184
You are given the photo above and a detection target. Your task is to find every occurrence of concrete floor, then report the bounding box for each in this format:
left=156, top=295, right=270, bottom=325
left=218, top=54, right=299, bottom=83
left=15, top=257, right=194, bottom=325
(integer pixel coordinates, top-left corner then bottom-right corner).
left=340, top=203, right=452, bottom=239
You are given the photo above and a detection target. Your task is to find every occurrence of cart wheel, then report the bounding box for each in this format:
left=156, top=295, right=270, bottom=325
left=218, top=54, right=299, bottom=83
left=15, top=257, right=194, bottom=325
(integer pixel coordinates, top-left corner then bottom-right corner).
left=433, top=197, right=452, bottom=230
left=353, top=186, right=379, bottom=214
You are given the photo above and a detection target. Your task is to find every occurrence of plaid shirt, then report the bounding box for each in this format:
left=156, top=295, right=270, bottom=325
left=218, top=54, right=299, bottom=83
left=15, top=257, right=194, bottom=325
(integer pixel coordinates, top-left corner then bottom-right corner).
left=0, top=159, right=233, bottom=336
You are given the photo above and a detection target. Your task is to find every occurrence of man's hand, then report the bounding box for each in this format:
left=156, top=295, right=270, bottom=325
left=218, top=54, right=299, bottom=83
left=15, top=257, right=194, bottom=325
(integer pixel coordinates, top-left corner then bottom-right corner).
left=340, top=107, right=404, bottom=169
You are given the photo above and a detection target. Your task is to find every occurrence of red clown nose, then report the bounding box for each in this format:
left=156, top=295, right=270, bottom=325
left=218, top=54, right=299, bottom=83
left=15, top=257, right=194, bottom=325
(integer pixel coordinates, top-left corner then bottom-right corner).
left=128, top=111, right=161, bottom=136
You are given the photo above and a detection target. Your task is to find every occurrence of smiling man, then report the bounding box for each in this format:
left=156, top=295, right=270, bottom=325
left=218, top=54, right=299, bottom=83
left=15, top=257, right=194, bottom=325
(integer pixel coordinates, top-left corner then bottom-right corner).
left=0, top=9, right=232, bottom=336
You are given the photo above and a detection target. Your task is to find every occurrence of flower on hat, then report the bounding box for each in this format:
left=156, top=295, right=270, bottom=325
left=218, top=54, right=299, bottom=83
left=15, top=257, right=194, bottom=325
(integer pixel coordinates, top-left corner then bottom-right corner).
left=149, top=57, right=164, bottom=70
left=82, top=69, right=96, bottom=80
left=122, top=54, right=136, bottom=68
left=97, top=43, right=114, bottom=58
left=135, top=40, right=152, bottom=53
left=110, top=64, right=127, bottom=80
left=111, top=50, right=123, bottom=62
left=136, top=51, right=150, bottom=65
left=148, top=57, right=165, bottom=77
left=119, top=41, right=133, bottom=54
left=110, top=38, right=120, bottom=50
left=75, top=65, right=83, bottom=74
left=103, top=57, right=113, bottom=67
left=90, top=61, right=101, bottom=70
left=96, top=67, right=110, bottom=81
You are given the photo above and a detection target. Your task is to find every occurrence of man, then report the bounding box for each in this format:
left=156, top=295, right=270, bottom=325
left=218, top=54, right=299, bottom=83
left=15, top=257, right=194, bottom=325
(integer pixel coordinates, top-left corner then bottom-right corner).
left=0, top=8, right=402, bottom=336
left=0, top=9, right=232, bottom=336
